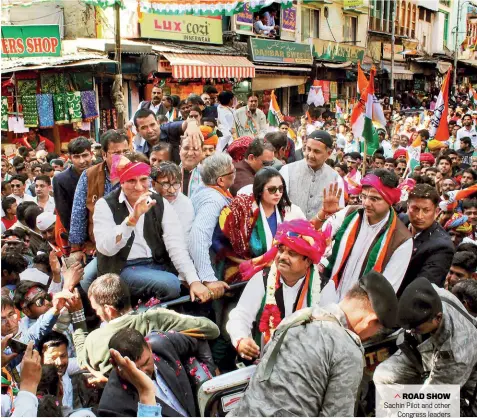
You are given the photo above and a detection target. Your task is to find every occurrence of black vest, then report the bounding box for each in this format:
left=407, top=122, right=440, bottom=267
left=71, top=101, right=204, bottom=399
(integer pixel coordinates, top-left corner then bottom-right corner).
left=97, top=189, right=171, bottom=276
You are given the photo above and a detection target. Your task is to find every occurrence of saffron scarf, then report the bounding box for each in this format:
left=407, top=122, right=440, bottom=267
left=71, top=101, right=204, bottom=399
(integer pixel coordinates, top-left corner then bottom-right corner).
left=208, top=185, right=233, bottom=200
left=256, top=263, right=314, bottom=345
left=325, top=208, right=397, bottom=289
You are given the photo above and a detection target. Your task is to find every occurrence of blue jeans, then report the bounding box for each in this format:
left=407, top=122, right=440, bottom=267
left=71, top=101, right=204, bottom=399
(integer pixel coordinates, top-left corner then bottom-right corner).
left=120, top=258, right=181, bottom=302
left=79, top=257, right=98, bottom=293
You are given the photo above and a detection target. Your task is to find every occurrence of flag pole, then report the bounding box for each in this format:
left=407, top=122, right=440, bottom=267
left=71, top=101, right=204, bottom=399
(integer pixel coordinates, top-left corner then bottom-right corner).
left=362, top=139, right=367, bottom=176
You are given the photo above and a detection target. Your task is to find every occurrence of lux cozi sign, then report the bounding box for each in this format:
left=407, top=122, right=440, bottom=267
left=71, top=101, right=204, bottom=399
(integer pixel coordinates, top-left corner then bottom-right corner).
left=140, top=14, right=223, bottom=45
left=1, top=25, right=61, bottom=57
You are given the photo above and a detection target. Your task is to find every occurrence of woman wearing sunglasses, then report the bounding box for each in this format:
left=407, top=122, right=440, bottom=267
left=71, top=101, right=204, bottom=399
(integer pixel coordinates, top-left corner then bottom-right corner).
left=213, top=167, right=305, bottom=283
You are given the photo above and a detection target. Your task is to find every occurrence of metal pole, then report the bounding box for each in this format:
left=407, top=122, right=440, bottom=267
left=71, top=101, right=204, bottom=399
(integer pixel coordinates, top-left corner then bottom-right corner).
left=115, top=3, right=121, bottom=73
left=390, top=1, right=396, bottom=107
left=114, top=2, right=124, bottom=127
left=453, top=0, right=461, bottom=96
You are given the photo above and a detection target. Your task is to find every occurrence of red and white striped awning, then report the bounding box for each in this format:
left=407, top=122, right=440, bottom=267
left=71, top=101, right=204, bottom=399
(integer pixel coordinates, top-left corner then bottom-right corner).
left=161, top=53, right=255, bottom=79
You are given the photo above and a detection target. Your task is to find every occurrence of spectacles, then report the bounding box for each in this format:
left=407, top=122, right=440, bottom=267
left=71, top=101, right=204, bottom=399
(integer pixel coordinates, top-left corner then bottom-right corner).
left=261, top=160, right=274, bottom=167
left=1, top=312, right=17, bottom=326
left=266, top=185, right=284, bottom=194
left=157, top=182, right=181, bottom=191
left=11, top=184, right=22, bottom=188
left=360, top=194, right=384, bottom=204
left=28, top=293, right=50, bottom=308
left=219, top=169, right=236, bottom=178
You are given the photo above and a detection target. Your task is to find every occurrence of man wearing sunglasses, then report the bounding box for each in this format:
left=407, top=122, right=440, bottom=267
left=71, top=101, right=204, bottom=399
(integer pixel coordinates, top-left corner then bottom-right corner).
left=230, top=139, right=275, bottom=196
left=7, top=175, right=35, bottom=205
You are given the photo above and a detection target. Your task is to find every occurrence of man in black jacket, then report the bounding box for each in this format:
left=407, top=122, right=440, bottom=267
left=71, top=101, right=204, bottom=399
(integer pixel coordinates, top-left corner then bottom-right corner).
left=52, top=137, right=93, bottom=232
left=398, top=184, right=455, bottom=297
left=98, top=328, right=215, bottom=417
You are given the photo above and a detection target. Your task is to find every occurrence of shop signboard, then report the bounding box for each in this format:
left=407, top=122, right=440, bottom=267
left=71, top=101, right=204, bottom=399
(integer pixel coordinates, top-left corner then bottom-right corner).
left=1, top=25, right=61, bottom=57
left=344, top=0, right=363, bottom=7
left=140, top=14, right=223, bottom=45
left=249, top=38, right=313, bottom=65
left=383, top=43, right=405, bottom=62
left=313, top=39, right=365, bottom=63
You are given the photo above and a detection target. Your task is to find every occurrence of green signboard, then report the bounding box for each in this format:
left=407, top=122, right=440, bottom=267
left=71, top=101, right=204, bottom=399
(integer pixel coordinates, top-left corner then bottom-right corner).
left=249, top=38, right=313, bottom=65
left=313, top=39, right=365, bottom=63
left=1, top=25, right=61, bottom=57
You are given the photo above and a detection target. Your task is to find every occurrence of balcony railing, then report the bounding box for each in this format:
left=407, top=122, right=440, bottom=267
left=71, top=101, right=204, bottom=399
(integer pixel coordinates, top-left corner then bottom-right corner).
left=369, top=16, right=392, bottom=34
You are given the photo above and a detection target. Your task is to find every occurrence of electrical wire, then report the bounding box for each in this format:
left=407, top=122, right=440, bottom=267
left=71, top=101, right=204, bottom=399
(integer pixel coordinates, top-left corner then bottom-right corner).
left=325, top=14, right=337, bottom=43
left=7, top=9, right=62, bottom=23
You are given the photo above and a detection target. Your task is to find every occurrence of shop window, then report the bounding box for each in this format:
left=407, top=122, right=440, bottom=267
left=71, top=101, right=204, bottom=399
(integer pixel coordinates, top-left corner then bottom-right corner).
left=253, top=5, right=281, bottom=37
left=301, top=7, right=320, bottom=41
left=426, top=9, right=432, bottom=23
left=443, top=11, right=449, bottom=47
left=343, top=15, right=357, bottom=44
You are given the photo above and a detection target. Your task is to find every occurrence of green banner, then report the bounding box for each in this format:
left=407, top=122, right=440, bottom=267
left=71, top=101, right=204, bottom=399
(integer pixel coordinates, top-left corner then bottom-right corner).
left=249, top=38, right=313, bottom=65
left=1, top=25, right=61, bottom=57
left=344, top=0, right=363, bottom=7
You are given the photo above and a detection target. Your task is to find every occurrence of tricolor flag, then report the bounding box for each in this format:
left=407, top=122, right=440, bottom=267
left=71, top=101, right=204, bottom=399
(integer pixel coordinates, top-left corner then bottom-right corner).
left=350, top=67, right=385, bottom=151
left=407, top=134, right=422, bottom=175
left=429, top=68, right=452, bottom=141
left=267, top=90, right=283, bottom=127
left=469, top=84, right=477, bottom=106
left=357, top=61, right=368, bottom=99
left=362, top=71, right=380, bottom=156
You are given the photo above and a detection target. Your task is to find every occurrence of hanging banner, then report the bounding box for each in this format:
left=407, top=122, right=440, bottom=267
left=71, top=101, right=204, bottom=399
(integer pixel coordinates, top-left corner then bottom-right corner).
left=1, top=24, right=61, bottom=57
left=313, top=39, right=365, bottom=63
left=330, top=82, right=338, bottom=100
left=140, top=14, right=223, bottom=44
left=236, top=2, right=253, bottom=24
left=281, top=6, right=296, bottom=32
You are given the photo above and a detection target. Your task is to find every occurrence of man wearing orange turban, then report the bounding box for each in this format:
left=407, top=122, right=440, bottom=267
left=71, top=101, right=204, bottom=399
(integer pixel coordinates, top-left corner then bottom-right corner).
left=200, top=125, right=218, bottom=160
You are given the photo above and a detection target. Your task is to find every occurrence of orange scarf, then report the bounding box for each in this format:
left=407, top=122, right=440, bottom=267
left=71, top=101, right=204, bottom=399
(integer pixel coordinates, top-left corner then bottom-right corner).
left=208, top=185, right=233, bottom=199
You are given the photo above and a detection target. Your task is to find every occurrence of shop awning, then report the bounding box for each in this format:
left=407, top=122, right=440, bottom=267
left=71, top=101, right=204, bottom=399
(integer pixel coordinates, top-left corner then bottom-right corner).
left=252, top=74, right=309, bottom=91
left=161, top=53, right=255, bottom=79
left=321, top=61, right=353, bottom=69
left=382, top=65, right=414, bottom=80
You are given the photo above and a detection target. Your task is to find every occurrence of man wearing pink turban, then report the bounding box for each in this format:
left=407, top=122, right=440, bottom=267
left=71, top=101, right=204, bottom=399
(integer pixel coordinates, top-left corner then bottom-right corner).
left=315, top=169, right=413, bottom=306
left=93, top=154, right=211, bottom=304
left=226, top=219, right=328, bottom=361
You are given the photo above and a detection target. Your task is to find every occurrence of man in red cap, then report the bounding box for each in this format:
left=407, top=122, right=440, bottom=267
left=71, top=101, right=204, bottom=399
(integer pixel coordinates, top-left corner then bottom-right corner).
left=227, top=219, right=328, bottom=361
left=314, top=169, right=413, bottom=305
left=93, top=154, right=211, bottom=304
left=419, top=152, right=435, bottom=168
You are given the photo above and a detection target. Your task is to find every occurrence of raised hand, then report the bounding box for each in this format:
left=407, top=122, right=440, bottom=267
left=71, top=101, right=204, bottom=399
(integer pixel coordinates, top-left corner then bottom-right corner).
left=322, top=183, right=343, bottom=215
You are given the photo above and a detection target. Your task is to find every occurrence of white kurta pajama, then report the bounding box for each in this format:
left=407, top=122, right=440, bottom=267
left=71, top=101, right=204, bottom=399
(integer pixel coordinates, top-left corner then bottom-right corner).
left=319, top=208, right=413, bottom=306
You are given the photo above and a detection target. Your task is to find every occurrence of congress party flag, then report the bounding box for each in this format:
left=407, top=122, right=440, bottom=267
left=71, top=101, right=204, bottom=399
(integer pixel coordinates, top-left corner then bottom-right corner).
left=429, top=68, right=452, bottom=141
left=407, top=134, right=422, bottom=175
left=267, top=90, right=283, bottom=127
left=362, top=71, right=380, bottom=156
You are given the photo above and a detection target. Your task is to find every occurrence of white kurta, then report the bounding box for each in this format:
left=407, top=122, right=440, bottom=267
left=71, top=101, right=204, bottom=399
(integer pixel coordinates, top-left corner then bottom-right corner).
left=320, top=208, right=413, bottom=306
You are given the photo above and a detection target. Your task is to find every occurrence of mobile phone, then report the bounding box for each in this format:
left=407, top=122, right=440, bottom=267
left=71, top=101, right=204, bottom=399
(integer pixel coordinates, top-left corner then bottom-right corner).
left=64, top=255, right=84, bottom=268
left=8, top=338, right=28, bottom=354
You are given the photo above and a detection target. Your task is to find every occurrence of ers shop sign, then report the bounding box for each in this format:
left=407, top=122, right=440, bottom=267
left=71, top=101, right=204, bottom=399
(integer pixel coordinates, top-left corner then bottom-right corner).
left=140, top=14, right=223, bottom=45
left=1, top=25, right=61, bottom=57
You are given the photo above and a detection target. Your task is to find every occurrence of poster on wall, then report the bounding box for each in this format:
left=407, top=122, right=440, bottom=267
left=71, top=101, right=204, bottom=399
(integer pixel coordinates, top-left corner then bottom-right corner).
left=236, top=2, right=253, bottom=24
left=282, top=6, right=296, bottom=32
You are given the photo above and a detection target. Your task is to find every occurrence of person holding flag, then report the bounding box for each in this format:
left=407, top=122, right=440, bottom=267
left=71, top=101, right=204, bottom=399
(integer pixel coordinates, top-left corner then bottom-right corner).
left=429, top=68, right=452, bottom=141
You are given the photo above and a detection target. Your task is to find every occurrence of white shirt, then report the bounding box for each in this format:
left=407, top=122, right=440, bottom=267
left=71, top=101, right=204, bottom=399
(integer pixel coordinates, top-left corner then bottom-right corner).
left=456, top=125, right=477, bottom=148
left=217, top=105, right=236, bottom=152
left=380, top=140, right=393, bottom=158
left=226, top=272, right=305, bottom=348
left=169, top=192, right=195, bottom=241
left=93, top=191, right=200, bottom=285
left=8, top=193, right=36, bottom=205
left=34, top=195, right=55, bottom=213
left=320, top=208, right=413, bottom=305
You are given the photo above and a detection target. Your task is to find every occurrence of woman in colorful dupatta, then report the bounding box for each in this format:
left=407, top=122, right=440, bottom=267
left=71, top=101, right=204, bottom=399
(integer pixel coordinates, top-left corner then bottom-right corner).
left=212, top=167, right=305, bottom=283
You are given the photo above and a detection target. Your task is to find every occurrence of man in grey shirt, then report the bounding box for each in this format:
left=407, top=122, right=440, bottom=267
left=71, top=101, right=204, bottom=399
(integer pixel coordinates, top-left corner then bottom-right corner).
left=280, top=130, right=344, bottom=220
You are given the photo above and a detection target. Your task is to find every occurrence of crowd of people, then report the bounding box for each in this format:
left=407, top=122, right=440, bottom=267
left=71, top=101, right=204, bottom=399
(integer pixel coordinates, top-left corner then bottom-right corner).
left=1, top=83, right=477, bottom=417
